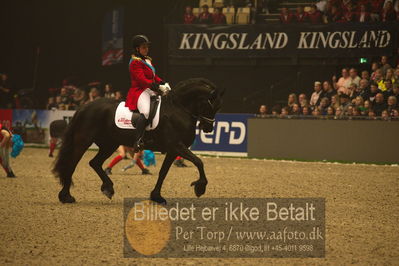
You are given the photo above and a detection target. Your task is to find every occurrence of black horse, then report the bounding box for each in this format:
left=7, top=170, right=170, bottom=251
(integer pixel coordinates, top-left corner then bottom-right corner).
left=52, top=78, right=223, bottom=204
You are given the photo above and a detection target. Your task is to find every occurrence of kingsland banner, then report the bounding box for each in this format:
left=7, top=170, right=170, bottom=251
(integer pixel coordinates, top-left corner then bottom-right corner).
left=168, top=22, right=398, bottom=58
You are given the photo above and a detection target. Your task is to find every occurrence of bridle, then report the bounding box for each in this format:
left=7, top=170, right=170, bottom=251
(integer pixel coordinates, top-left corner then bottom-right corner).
left=198, top=99, right=216, bottom=125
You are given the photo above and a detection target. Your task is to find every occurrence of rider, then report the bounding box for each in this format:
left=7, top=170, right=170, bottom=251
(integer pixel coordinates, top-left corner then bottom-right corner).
left=126, top=35, right=164, bottom=151
left=0, top=123, right=15, bottom=177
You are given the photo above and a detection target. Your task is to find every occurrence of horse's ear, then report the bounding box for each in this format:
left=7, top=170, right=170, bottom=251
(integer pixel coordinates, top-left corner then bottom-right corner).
left=220, top=88, right=226, bottom=97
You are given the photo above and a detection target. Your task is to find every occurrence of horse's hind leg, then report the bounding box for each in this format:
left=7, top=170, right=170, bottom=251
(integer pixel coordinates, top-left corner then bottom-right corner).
left=89, top=143, right=118, bottom=199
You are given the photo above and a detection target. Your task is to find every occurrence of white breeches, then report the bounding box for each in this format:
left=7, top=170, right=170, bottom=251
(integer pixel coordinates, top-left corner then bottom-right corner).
left=137, top=88, right=156, bottom=119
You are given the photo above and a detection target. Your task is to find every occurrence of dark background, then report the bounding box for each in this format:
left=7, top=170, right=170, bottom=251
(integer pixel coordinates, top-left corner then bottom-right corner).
left=1, top=0, right=396, bottom=113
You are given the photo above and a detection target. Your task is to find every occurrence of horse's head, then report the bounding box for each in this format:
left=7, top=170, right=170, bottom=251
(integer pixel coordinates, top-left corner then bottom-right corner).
left=173, top=78, right=225, bottom=133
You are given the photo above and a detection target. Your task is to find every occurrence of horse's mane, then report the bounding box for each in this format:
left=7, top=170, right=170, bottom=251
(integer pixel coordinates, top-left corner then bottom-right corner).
left=172, top=78, right=217, bottom=95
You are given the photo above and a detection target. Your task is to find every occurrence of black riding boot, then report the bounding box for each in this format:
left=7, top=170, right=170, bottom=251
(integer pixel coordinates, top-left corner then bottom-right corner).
left=133, top=113, right=147, bottom=152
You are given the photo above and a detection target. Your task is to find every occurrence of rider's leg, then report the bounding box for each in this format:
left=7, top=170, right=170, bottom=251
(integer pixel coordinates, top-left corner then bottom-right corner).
left=132, top=90, right=151, bottom=151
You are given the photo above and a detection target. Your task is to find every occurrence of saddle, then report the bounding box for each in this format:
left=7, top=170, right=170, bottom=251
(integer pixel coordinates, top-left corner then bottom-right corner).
left=114, top=96, right=161, bottom=130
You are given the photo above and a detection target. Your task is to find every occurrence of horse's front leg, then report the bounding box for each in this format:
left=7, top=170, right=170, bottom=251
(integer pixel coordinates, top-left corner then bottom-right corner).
left=175, top=143, right=207, bottom=198
left=150, top=152, right=176, bottom=204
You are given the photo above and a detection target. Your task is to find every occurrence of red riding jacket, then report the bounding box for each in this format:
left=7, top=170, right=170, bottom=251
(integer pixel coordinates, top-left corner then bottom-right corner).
left=125, top=56, right=162, bottom=110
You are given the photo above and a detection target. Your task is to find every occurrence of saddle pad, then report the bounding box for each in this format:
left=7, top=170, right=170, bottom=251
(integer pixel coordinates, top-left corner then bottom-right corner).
left=115, top=101, right=161, bottom=130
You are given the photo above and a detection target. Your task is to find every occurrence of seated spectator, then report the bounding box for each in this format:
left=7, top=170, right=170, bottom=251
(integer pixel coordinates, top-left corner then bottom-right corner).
left=280, top=107, right=290, bottom=117
left=364, top=100, right=372, bottom=111
left=302, top=106, right=310, bottom=116
left=271, top=105, right=281, bottom=116
left=358, top=79, right=370, bottom=100
left=335, top=106, right=344, bottom=118
left=294, top=6, right=308, bottom=23
left=381, top=1, right=397, bottom=22
left=298, top=93, right=308, bottom=108
left=291, top=103, right=301, bottom=115
left=394, top=67, right=399, bottom=80
left=370, top=62, right=380, bottom=80
left=287, top=93, right=297, bottom=110
left=318, top=97, right=330, bottom=115
left=339, top=94, right=351, bottom=114
left=310, top=81, right=323, bottom=106
left=387, top=96, right=398, bottom=114
left=327, top=106, right=335, bottom=117
left=353, top=96, right=365, bottom=110
left=372, top=93, right=387, bottom=116
left=333, top=68, right=351, bottom=95
left=279, top=7, right=294, bottom=24
left=115, top=90, right=124, bottom=101
left=356, top=3, right=371, bottom=22
left=374, top=69, right=386, bottom=91
left=212, top=7, right=227, bottom=24
left=321, top=81, right=336, bottom=100
left=361, top=70, right=370, bottom=80
left=86, top=87, right=101, bottom=104
left=380, top=55, right=392, bottom=76
left=58, top=87, right=71, bottom=107
left=326, top=5, right=343, bottom=23
left=70, top=87, right=86, bottom=109
left=104, top=83, right=115, bottom=98
left=330, top=94, right=340, bottom=109
left=46, top=97, right=58, bottom=110
left=385, top=68, right=396, bottom=84
left=368, top=83, right=381, bottom=102
left=307, top=4, right=322, bottom=24
left=368, top=110, right=376, bottom=119
left=198, top=5, right=212, bottom=24
left=392, top=108, right=399, bottom=118
left=387, top=83, right=399, bottom=99
left=256, top=104, right=268, bottom=118
left=350, top=83, right=365, bottom=101
left=342, top=2, right=356, bottom=22
left=312, top=106, right=321, bottom=116
left=184, top=6, right=197, bottom=24
left=381, top=109, right=390, bottom=120
left=346, top=105, right=354, bottom=116
left=55, top=95, right=62, bottom=108
left=370, top=0, right=385, bottom=21
left=349, top=68, right=361, bottom=87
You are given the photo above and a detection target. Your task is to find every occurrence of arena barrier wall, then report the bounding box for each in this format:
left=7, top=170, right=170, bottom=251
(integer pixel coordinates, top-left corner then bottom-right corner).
left=191, top=113, right=254, bottom=156
left=2, top=109, right=253, bottom=156
left=247, top=118, right=399, bottom=164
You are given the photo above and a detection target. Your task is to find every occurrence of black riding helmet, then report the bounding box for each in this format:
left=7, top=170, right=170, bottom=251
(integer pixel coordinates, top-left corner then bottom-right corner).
left=132, top=35, right=151, bottom=49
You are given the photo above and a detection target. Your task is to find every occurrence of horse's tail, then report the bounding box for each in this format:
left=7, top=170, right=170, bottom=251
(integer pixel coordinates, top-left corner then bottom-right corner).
left=52, top=111, right=80, bottom=186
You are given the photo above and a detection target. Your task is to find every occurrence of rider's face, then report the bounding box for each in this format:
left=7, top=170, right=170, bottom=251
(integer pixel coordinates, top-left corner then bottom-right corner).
left=138, top=43, right=149, bottom=56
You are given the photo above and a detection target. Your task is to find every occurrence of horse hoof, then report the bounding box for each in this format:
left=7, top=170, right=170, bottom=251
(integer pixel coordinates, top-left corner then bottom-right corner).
left=150, top=192, right=167, bottom=205
left=191, top=180, right=207, bottom=197
left=101, top=184, right=114, bottom=199
left=58, top=192, right=76, bottom=204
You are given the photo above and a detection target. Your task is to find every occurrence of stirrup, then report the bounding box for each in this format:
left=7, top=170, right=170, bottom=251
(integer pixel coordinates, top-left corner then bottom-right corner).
left=133, top=138, right=144, bottom=152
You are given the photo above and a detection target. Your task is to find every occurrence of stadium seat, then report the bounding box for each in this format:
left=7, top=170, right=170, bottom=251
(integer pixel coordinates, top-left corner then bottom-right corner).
left=193, top=7, right=200, bottom=16
left=214, top=0, right=224, bottom=8
left=200, top=0, right=213, bottom=7
left=223, top=7, right=235, bottom=24
left=236, top=7, right=250, bottom=24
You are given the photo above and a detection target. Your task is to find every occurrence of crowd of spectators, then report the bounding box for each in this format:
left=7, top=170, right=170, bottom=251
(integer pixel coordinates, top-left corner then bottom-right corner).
left=184, top=5, right=227, bottom=24
left=46, top=82, right=124, bottom=111
left=279, top=0, right=399, bottom=24
left=257, top=56, right=399, bottom=121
